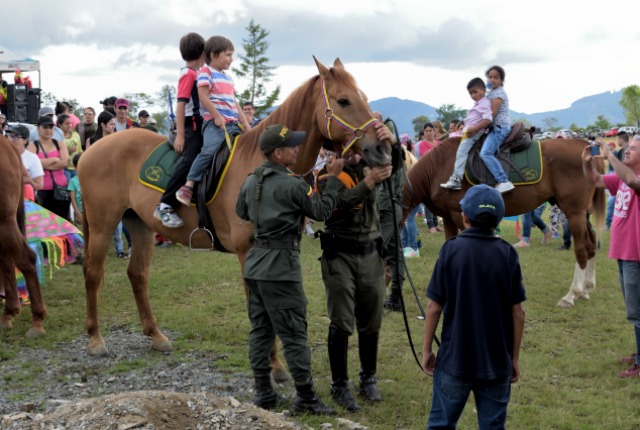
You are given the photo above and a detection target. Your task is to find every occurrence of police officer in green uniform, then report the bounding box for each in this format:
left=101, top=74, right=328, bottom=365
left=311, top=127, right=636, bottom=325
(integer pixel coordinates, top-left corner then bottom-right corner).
left=316, top=122, right=403, bottom=411
left=236, top=124, right=344, bottom=415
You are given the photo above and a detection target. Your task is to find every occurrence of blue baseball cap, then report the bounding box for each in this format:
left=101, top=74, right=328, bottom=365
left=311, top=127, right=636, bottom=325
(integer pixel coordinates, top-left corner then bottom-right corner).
left=460, top=184, right=505, bottom=223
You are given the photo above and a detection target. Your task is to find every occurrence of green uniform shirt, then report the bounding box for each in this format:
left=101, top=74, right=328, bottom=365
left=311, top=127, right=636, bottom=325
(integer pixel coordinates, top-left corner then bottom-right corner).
left=236, top=161, right=341, bottom=281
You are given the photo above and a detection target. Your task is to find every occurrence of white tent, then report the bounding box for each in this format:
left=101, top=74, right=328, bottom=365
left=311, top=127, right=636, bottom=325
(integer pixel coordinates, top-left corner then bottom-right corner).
left=0, top=45, right=40, bottom=86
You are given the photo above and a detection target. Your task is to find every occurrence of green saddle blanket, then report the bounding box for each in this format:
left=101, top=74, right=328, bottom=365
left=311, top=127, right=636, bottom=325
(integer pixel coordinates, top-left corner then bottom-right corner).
left=139, top=142, right=183, bottom=192
left=465, top=139, right=543, bottom=186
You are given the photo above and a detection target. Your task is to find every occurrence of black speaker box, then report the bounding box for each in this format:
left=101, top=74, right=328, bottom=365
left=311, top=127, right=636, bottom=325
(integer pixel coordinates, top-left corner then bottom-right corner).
left=8, top=103, right=28, bottom=122
left=27, top=88, right=41, bottom=124
left=8, top=84, right=28, bottom=104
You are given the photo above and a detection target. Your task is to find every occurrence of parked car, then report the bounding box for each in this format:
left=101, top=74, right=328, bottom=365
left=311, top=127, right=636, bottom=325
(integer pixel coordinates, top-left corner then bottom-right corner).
left=618, top=126, right=637, bottom=135
left=543, top=131, right=554, bottom=139
left=533, top=133, right=545, bottom=141
left=555, top=129, right=572, bottom=139
left=604, top=127, right=619, bottom=137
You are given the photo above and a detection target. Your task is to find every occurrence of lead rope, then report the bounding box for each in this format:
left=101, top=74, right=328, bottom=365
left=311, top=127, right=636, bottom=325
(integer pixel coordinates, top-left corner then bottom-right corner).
left=383, top=118, right=440, bottom=374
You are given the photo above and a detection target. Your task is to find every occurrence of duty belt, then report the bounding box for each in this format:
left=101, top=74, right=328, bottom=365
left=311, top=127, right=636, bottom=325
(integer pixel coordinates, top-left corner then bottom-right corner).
left=320, top=233, right=378, bottom=255
left=253, top=237, right=300, bottom=251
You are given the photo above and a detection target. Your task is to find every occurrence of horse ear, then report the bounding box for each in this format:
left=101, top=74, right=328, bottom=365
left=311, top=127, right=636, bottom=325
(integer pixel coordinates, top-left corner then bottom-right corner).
left=333, top=58, right=344, bottom=69
left=313, top=55, right=332, bottom=81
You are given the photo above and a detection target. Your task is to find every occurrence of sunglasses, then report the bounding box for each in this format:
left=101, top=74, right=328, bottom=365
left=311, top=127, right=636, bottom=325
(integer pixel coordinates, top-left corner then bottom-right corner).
left=117, top=106, right=128, bottom=110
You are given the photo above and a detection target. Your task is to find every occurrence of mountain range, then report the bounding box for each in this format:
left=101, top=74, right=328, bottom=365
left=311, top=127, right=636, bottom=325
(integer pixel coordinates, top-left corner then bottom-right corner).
left=369, top=90, right=627, bottom=136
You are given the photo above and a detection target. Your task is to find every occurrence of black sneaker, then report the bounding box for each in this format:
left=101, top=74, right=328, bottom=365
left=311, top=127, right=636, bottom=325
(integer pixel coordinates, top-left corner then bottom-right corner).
left=117, top=252, right=129, bottom=259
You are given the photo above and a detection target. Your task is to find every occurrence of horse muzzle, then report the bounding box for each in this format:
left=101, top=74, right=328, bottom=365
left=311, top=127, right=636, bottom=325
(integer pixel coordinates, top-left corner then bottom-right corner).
left=362, top=140, right=392, bottom=167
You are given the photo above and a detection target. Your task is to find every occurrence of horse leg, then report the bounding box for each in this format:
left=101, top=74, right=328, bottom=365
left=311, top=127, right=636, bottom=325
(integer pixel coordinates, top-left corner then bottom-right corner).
left=442, top=214, right=459, bottom=239
left=123, top=214, right=172, bottom=352
left=84, top=227, right=113, bottom=356
left=0, top=257, right=20, bottom=330
left=14, top=239, right=47, bottom=337
left=556, top=212, right=596, bottom=308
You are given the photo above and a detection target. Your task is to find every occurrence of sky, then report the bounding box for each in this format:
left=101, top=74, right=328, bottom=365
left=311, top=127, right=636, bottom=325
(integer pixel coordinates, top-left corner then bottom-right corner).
left=1, top=0, right=639, bottom=116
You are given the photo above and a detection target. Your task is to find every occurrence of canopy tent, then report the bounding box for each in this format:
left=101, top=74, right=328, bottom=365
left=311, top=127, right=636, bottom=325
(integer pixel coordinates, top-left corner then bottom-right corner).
left=0, top=45, right=40, bottom=87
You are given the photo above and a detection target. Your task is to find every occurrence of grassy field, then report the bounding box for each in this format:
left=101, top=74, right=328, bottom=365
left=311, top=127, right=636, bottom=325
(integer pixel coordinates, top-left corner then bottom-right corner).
left=2, top=217, right=640, bottom=429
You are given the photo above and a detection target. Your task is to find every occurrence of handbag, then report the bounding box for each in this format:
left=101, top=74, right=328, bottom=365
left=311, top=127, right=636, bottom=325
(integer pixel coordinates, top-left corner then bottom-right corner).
left=37, top=139, right=70, bottom=202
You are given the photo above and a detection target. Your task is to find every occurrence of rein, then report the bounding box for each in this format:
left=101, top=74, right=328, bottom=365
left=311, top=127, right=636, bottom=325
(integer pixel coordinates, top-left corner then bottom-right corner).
left=321, top=79, right=379, bottom=156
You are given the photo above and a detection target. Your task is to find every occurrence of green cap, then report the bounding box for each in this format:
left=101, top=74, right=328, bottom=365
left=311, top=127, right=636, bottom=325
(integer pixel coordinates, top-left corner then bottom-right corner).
left=259, top=124, right=306, bottom=153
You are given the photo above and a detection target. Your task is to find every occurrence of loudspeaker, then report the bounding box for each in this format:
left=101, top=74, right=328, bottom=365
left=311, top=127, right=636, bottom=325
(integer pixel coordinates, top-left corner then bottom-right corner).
left=8, top=104, right=28, bottom=122
left=8, top=84, right=27, bottom=104
left=7, top=84, right=29, bottom=122
left=27, top=88, right=41, bottom=124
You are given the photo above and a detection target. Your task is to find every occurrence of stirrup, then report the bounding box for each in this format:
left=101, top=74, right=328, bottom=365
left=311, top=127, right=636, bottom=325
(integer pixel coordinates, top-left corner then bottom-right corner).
left=188, top=227, right=215, bottom=251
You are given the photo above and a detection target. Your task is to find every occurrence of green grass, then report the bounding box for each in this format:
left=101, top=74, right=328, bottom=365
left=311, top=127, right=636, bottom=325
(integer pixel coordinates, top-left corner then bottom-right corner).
left=3, top=218, right=640, bottom=429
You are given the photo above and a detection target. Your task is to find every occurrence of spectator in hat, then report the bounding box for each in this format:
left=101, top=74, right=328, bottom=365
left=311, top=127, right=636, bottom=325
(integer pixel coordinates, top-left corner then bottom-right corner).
left=138, top=110, right=157, bottom=132
left=6, top=124, right=44, bottom=200
left=114, top=98, right=139, bottom=131
left=101, top=96, right=117, bottom=115
left=29, top=107, right=65, bottom=142
left=422, top=184, right=526, bottom=429
left=27, top=115, right=70, bottom=219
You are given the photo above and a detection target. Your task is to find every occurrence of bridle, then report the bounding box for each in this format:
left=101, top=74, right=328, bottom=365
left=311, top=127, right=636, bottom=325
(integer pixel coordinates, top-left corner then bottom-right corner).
left=321, top=79, right=379, bottom=156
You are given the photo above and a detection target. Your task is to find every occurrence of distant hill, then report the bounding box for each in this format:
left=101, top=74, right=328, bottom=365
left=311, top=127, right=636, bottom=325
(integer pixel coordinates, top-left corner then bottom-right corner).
left=370, top=91, right=626, bottom=136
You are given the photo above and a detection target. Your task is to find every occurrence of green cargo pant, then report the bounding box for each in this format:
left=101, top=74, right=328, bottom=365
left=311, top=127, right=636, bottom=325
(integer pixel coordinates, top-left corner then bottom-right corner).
left=321, top=251, right=386, bottom=336
left=246, top=279, right=311, bottom=383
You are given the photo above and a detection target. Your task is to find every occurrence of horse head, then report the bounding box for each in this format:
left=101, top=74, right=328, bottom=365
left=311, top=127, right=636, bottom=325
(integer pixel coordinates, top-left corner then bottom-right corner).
left=313, top=57, right=392, bottom=167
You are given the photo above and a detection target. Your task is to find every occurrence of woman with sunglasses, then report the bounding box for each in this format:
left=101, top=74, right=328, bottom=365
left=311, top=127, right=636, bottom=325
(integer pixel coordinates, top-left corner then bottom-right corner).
left=27, top=115, right=70, bottom=219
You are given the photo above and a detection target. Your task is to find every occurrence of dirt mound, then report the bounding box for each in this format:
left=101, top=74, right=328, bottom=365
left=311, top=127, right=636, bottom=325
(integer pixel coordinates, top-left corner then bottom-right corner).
left=1, top=390, right=299, bottom=430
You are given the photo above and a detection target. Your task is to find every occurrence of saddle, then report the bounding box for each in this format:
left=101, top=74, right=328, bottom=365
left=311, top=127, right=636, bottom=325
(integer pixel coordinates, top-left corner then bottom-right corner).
left=465, top=122, right=541, bottom=186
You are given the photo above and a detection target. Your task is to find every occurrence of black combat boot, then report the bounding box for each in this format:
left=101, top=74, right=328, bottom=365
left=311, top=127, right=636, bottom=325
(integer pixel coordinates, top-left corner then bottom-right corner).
left=358, top=331, right=383, bottom=402
left=291, top=381, right=335, bottom=415
left=328, top=326, right=360, bottom=411
left=252, top=373, right=286, bottom=410
left=383, top=286, right=402, bottom=312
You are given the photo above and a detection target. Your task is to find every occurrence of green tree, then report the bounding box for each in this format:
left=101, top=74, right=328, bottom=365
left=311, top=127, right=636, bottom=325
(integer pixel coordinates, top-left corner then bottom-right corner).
left=412, top=115, right=430, bottom=137
left=435, top=104, right=466, bottom=128
left=620, top=85, right=640, bottom=127
left=122, top=92, right=155, bottom=118
left=592, top=115, right=612, bottom=131
left=542, top=117, right=559, bottom=131
left=233, top=19, right=281, bottom=118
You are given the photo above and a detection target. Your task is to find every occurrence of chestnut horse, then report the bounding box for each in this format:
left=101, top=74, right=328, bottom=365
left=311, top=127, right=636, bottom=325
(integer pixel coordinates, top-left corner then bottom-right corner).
left=78, top=58, right=392, bottom=381
left=403, top=137, right=606, bottom=307
left=0, top=135, right=46, bottom=336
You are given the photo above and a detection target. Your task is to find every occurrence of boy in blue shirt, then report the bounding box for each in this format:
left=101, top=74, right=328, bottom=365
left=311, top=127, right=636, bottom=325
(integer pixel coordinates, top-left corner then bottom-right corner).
left=422, top=184, right=526, bottom=429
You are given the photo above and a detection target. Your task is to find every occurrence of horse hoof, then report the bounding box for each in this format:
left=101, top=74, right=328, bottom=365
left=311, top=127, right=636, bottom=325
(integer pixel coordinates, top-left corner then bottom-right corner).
left=556, top=299, right=574, bottom=308
left=88, top=342, right=109, bottom=356
left=152, top=340, right=173, bottom=353
left=578, top=293, right=591, bottom=301
left=271, top=367, right=291, bottom=383
left=26, top=327, right=46, bottom=338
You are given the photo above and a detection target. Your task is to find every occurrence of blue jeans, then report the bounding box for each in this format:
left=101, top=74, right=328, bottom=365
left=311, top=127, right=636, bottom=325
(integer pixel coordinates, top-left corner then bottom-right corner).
left=452, top=132, right=484, bottom=179
left=618, top=260, right=640, bottom=365
left=480, top=124, right=511, bottom=183
left=521, top=204, right=548, bottom=242
left=402, top=205, right=420, bottom=250
left=428, top=368, right=511, bottom=430
left=113, top=221, right=124, bottom=254
left=606, top=195, right=615, bottom=228
left=187, top=120, right=241, bottom=183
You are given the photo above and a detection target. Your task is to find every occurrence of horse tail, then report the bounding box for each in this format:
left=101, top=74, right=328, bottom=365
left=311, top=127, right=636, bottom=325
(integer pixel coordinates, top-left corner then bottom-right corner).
left=592, top=185, right=606, bottom=234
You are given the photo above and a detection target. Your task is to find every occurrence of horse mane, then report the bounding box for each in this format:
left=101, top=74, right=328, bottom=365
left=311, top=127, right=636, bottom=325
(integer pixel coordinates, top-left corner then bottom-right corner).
left=237, top=65, right=359, bottom=157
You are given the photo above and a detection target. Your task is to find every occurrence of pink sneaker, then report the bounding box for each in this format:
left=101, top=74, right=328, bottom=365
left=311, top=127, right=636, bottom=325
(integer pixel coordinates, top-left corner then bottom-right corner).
left=176, top=186, right=193, bottom=206
left=620, top=353, right=637, bottom=364
left=512, top=240, right=530, bottom=248
left=618, top=363, right=640, bottom=378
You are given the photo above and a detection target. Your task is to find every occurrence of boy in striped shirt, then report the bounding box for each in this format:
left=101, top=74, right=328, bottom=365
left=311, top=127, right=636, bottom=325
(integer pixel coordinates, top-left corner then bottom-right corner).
left=177, top=35, right=251, bottom=205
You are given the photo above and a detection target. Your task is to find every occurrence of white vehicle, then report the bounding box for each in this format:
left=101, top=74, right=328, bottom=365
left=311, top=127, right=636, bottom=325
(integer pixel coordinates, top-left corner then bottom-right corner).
left=618, top=126, right=637, bottom=135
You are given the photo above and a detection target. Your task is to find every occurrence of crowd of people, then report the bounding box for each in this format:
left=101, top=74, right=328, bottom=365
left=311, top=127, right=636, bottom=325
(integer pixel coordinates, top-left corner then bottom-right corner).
left=4, top=32, right=640, bottom=429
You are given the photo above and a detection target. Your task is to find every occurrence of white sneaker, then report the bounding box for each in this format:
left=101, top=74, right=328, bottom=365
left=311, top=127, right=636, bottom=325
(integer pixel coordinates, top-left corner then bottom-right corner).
left=494, top=181, right=515, bottom=194
left=305, top=223, right=314, bottom=236
left=440, top=175, right=462, bottom=190
left=403, top=247, right=420, bottom=258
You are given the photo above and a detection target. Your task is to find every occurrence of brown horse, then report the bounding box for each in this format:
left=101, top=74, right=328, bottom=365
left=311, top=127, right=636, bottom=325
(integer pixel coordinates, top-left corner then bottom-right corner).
left=0, top=136, right=47, bottom=336
left=78, top=58, right=392, bottom=381
left=403, top=137, right=606, bottom=307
